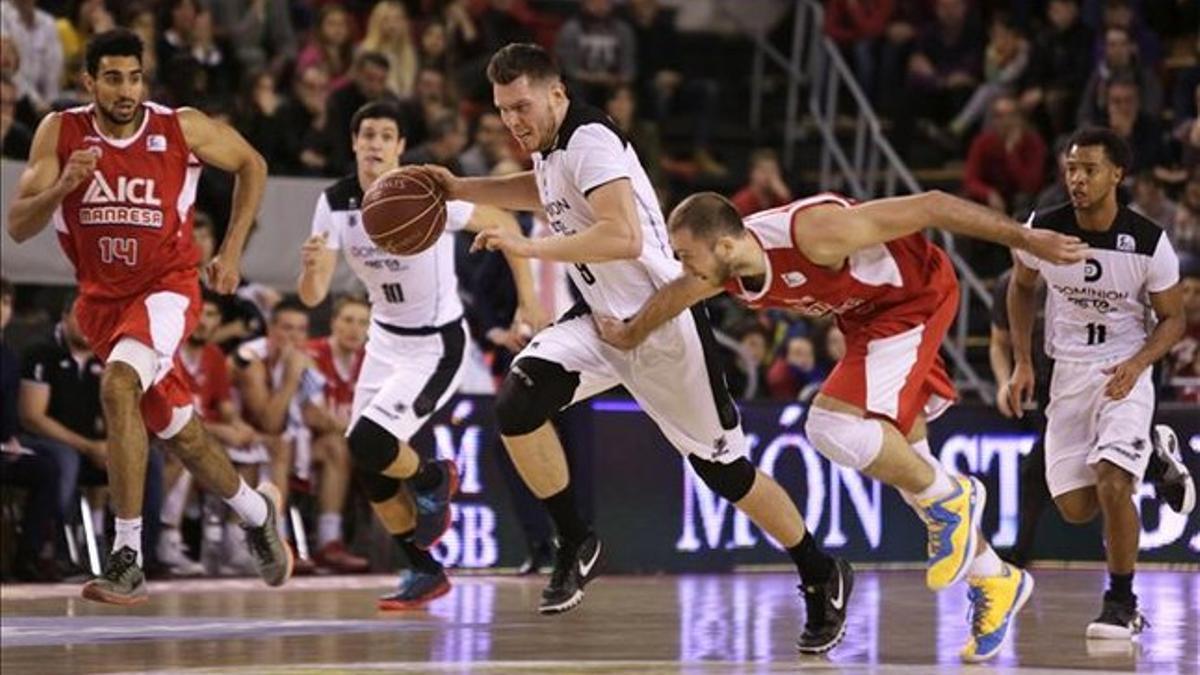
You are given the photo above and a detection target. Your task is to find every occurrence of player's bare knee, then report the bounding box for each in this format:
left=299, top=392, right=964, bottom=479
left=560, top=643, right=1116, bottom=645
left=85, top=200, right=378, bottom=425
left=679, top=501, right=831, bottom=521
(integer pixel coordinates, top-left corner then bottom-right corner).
left=164, top=417, right=206, bottom=463
left=1055, top=492, right=1099, bottom=523
left=1094, top=461, right=1135, bottom=504
left=348, top=417, right=399, bottom=474
left=99, top=362, right=143, bottom=410
left=804, top=406, right=883, bottom=470
left=495, top=358, right=578, bottom=437
left=688, top=455, right=756, bottom=503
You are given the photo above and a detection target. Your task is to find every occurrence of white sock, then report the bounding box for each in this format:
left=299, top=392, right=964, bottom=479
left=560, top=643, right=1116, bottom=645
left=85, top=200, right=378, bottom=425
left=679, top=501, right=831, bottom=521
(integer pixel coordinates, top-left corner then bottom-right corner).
left=223, top=479, right=268, bottom=528
left=317, top=513, right=342, bottom=547
left=113, top=517, right=144, bottom=566
left=912, top=444, right=956, bottom=502
left=161, top=471, right=193, bottom=528
left=969, top=544, right=1006, bottom=578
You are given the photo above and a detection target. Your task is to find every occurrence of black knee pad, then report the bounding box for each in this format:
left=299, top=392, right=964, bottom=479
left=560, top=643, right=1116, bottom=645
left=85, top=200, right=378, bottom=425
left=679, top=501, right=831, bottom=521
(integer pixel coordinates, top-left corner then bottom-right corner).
left=495, top=357, right=579, bottom=436
left=688, top=455, right=756, bottom=502
left=354, top=466, right=402, bottom=503
left=347, top=417, right=400, bottom=474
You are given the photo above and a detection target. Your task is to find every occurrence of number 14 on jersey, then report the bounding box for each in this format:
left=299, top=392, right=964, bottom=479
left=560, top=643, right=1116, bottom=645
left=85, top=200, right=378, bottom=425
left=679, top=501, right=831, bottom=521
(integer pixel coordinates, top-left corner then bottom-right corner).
left=99, top=237, right=138, bottom=267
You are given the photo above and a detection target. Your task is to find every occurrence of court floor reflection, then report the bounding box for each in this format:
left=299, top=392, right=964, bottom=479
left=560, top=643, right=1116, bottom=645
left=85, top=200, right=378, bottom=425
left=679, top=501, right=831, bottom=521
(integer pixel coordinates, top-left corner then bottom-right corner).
left=1, top=569, right=1195, bottom=673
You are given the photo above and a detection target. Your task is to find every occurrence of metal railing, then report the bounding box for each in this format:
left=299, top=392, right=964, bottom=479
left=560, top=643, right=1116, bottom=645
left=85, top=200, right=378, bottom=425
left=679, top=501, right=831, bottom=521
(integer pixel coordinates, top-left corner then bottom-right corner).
left=727, top=0, right=994, bottom=403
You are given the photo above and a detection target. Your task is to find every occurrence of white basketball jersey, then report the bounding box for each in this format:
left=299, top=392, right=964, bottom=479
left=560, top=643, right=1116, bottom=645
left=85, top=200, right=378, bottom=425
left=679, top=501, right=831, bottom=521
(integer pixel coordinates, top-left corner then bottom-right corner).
left=311, top=174, right=474, bottom=328
left=531, top=101, right=679, bottom=318
left=1016, top=204, right=1180, bottom=363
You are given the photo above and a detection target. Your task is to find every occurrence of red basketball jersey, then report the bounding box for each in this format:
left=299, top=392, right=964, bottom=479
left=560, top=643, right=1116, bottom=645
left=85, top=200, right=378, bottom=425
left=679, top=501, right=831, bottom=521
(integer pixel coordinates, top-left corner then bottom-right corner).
left=54, top=102, right=201, bottom=301
left=177, top=343, right=231, bottom=422
left=724, top=194, right=959, bottom=334
left=307, top=337, right=363, bottom=419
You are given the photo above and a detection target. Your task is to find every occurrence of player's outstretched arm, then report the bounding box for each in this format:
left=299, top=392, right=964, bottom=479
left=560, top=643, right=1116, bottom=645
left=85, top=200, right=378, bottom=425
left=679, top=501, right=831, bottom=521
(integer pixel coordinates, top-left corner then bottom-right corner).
left=794, top=190, right=1088, bottom=267
left=7, top=114, right=92, bottom=243
left=595, top=273, right=723, bottom=350
left=1005, top=258, right=1041, bottom=418
left=179, top=108, right=268, bottom=293
left=422, top=164, right=543, bottom=212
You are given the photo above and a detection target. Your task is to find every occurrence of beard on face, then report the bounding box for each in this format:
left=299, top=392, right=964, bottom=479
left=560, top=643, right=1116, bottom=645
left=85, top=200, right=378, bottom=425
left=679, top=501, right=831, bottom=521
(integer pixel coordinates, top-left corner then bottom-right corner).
left=712, top=257, right=735, bottom=284
left=98, top=98, right=138, bottom=125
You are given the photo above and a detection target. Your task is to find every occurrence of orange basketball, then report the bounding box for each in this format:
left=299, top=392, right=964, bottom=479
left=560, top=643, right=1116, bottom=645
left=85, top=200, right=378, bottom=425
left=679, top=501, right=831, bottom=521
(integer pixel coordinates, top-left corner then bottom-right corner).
left=361, top=167, right=447, bottom=256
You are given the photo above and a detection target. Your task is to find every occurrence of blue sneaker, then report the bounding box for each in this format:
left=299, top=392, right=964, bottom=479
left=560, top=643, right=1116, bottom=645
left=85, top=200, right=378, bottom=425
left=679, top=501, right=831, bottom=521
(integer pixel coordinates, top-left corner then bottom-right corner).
left=413, top=460, right=460, bottom=550
left=961, top=563, right=1035, bottom=662
left=378, top=568, right=451, bottom=610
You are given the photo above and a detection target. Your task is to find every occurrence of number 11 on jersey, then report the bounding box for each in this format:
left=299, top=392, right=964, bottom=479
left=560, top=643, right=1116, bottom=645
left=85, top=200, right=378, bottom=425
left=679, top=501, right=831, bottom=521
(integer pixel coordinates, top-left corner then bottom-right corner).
left=1086, top=322, right=1107, bottom=346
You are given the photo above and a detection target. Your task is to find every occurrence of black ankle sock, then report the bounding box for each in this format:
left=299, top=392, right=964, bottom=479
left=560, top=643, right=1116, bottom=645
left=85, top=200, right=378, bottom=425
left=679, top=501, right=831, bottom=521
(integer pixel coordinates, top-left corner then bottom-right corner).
left=1109, top=572, right=1134, bottom=601
left=542, top=485, right=590, bottom=548
left=411, top=462, right=444, bottom=492
left=395, top=531, right=441, bottom=574
left=789, top=534, right=834, bottom=586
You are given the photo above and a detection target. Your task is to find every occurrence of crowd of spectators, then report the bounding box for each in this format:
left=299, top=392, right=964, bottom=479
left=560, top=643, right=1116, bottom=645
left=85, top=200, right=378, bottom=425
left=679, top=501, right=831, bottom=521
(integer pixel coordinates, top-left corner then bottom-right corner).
left=824, top=0, right=1199, bottom=397
left=825, top=0, right=1198, bottom=260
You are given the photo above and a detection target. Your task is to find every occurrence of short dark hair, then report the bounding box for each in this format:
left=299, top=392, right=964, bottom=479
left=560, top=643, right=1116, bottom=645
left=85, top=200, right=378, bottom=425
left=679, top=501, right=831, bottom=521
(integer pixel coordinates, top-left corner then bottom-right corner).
left=356, top=50, right=390, bottom=72
left=0, top=276, right=12, bottom=302
left=271, top=298, right=309, bottom=323
left=1066, top=126, right=1133, bottom=172
left=668, top=192, right=745, bottom=240
left=990, top=9, right=1019, bottom=32
left=486, top=43, right=561, bottom=85
left=332, top=295, right=369, bottom=318
left=85, top=29, right=144, bottom=77
left=351, top=101, right=406, bottom=138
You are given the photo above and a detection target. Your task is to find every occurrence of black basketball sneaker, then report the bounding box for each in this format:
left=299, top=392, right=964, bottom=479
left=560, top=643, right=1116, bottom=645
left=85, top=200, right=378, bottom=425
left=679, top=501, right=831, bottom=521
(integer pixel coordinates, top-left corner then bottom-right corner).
left=539, top=533, right=602, bottom=615
left=1087, top=591, right=1148, bottom=640
left=797, top=558, right=855, bottom=654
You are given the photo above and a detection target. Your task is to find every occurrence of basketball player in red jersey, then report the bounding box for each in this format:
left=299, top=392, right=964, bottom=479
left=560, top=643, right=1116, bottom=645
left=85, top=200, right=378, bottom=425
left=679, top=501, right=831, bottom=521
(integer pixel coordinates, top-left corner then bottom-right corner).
left=5, top=29, right=292, bottom=604
left=596, top=190, right=1087, bottom=662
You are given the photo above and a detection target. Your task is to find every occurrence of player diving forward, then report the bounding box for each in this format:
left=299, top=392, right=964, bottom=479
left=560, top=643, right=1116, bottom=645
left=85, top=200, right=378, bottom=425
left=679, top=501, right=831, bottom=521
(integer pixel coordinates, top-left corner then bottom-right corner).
left=596, top=188, right=1087, bottom=661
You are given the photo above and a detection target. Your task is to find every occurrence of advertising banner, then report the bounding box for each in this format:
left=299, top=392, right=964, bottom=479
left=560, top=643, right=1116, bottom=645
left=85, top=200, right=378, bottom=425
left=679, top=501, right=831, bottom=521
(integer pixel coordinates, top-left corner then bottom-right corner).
left=425, top=397, right=1199, bottom=571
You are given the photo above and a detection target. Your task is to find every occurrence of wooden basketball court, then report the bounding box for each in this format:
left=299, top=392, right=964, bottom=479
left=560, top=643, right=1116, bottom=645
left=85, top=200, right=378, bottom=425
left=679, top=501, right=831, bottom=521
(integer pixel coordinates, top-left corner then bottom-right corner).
left=2, top=567, right=1196, bottom=673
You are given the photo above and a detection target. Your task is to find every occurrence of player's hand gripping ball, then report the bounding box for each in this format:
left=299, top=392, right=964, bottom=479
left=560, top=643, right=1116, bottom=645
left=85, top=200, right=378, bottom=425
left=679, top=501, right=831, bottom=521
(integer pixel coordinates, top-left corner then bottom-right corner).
left=361, top=167, right=447, bottom=256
